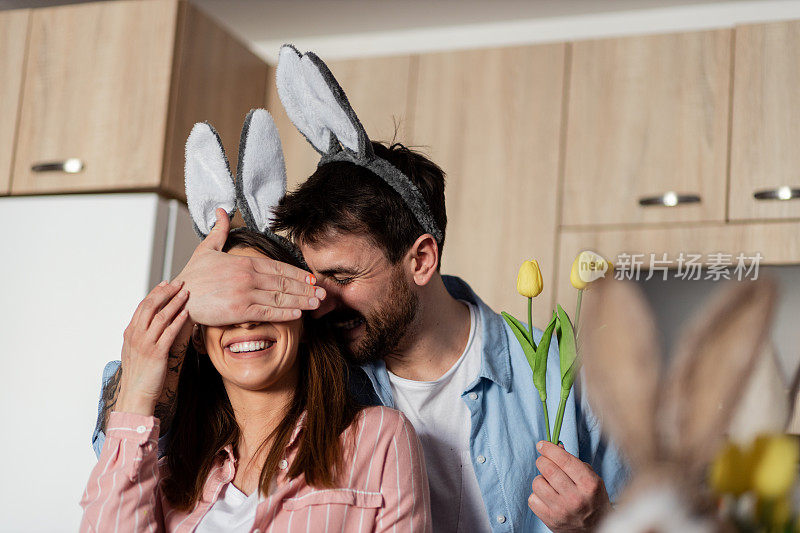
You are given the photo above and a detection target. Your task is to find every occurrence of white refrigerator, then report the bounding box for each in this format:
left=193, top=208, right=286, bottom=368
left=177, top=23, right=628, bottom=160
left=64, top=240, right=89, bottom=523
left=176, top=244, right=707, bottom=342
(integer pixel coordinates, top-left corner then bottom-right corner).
left=0, top=193, right=197, bottom=532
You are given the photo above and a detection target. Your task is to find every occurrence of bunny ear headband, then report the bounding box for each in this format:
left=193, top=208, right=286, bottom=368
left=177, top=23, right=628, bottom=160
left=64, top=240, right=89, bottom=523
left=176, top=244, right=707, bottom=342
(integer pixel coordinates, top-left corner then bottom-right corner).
left=184, top=108, right=307, bottom=267
left=276, top=44, right=444, bottom=245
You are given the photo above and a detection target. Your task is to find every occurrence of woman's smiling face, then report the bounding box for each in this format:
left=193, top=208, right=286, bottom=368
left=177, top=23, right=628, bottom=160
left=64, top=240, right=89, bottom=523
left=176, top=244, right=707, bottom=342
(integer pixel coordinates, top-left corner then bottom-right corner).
left=200, top=246, right=303, bottom=392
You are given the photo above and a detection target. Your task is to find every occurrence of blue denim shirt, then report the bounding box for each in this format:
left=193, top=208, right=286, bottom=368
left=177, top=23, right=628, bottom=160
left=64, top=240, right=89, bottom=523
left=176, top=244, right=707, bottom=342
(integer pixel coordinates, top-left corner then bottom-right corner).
left=358, top=276, right=629, bottom=532
left=92, top=275, right=628, bottom=531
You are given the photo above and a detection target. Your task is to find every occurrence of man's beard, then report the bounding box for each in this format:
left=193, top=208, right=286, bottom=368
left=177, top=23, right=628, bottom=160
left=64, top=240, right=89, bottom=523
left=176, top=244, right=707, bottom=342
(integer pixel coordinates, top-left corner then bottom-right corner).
left=329, top=268, right=418, bottom=364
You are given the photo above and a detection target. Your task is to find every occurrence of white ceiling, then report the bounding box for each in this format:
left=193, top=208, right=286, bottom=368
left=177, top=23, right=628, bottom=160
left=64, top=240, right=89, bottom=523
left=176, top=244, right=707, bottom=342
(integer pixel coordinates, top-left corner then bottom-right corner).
left=191, top=0, right=723, bottom=39
left=188, top=0, right=800, bottom=62
left=4, top=0, right=800, bottom=62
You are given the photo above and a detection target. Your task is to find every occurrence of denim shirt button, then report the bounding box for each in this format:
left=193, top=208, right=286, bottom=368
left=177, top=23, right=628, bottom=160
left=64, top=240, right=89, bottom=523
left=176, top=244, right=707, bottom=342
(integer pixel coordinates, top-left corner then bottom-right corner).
left=496, top=515, right=506, bottom=524
left=476, top=455, right=486, bottom=464
left=468, top=392, right=478, bottom=400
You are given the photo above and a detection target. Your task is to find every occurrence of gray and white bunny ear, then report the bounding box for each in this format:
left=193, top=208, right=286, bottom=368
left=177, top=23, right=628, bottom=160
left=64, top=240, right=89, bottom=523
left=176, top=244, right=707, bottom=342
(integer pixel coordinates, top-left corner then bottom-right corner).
left=660, top=278, right=777, bottom=475
left=276, top=44, right=444, bottom=245
left=185, top=122, right=236, bottom=237
left=276, top=44, right=372, bottom=158
left=235, top=109, right=286, bottom=233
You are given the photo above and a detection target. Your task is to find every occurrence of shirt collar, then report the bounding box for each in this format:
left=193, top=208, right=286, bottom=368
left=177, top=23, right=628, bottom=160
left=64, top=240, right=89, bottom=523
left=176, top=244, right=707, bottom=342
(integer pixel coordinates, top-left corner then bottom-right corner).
left=288, top=411, right=308, bottom=446
left=441, top=275, right=512, bottom=392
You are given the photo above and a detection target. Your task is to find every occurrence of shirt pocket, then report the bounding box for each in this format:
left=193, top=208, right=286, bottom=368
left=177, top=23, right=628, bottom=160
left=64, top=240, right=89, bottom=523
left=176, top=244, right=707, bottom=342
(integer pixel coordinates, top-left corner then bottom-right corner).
left=282, top=488, right=384, bottom=511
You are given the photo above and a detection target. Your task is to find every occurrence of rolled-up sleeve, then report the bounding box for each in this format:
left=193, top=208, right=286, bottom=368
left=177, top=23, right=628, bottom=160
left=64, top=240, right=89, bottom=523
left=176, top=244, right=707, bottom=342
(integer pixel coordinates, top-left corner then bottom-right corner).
left=80, top=412, right=163, bottom=532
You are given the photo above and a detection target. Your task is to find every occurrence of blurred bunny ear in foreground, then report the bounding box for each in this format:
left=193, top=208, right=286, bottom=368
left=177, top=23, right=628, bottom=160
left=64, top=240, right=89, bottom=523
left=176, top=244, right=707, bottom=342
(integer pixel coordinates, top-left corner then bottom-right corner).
left=661, top=278, right=777, bottom=475
left=581, top=278, right=663, bottom=469
left=727, top=342, right=790, bottom=445
left=236, top=109, right=287, bottom=233
left=276, top=44, right=371, bottom=158
left=185, top=122, right=236, bottom=237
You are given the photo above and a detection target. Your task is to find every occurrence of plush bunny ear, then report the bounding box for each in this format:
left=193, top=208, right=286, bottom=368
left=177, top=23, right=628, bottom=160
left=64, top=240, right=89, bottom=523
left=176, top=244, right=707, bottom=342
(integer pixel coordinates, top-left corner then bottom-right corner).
left=276, top=45, right=372, bottom=158
left=660, top=279, right=777, bottom=475
left=581, top=278, right=663, bottom=470
left=727, top=343, right=790, bottom=445
left=235, top=109, right=287, bottom=233
left=276, top=45, right=329, bottom=154
left=185, top=122, right=236, bottom=237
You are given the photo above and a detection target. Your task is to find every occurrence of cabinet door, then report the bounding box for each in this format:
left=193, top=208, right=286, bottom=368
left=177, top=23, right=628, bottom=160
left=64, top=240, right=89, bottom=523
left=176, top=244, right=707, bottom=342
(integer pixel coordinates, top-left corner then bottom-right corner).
left=411, top=45, right=566, bottom=327
left=563, top=30, right=731, bottom=226
left=268, top=55, right=415, bottom=189
left=556, top=222, right=800, bottom=317
left=11, top=0, right=178, bottom=194
left=0, top=10, right=30, bottom=195
left=730, top=21, right=800, bottom=220
left=161, top=3, right=268, bottom=201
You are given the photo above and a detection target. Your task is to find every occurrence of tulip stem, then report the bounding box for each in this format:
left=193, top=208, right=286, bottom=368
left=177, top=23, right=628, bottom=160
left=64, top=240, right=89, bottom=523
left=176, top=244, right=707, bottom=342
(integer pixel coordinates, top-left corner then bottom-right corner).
left=574, top=289, right=584, bottom=338
left=527, top=297, right=534, bottom=341
left=551, top=397, right=567, bottom=444
left=541, top=399, right=551, bottom=442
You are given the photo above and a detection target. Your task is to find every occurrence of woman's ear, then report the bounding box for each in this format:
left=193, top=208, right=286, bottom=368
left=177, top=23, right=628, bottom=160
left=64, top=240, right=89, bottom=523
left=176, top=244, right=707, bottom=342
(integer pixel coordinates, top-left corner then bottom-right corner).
left=191, top=325, right=207, bottom=354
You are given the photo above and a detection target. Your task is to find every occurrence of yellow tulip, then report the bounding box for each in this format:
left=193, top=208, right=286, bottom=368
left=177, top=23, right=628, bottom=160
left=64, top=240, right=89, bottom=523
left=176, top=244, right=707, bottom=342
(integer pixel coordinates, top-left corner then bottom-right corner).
left=751, top=435, right=799, bottom=499
left=710, top=442, right=751, bottom=496
left=517, top=260, right=543, bottom=298
left=711, top=435, right=800, bottom=502
left=570, top=251, right=613, bottom=290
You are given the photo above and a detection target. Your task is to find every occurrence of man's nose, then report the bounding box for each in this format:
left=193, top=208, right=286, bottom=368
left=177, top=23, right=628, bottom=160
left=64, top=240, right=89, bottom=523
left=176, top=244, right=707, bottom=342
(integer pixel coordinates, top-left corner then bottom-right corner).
left=234, top=321, right=260, bottom=329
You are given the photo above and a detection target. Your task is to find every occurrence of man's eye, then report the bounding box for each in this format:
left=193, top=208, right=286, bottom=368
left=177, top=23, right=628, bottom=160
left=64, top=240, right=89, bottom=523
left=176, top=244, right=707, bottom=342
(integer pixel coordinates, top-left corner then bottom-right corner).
left=331, top=277, right=354, bottom=286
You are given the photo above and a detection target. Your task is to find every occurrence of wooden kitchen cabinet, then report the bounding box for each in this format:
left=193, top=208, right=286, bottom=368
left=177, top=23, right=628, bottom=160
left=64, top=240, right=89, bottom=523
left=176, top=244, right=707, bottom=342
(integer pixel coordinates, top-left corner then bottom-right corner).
left=410, top=45, right=566, bottom=327
left=268, top=55, right=415, bottom=189
left=11, top=0, right=267, bottom=199
left=729, top=21, right=800, bottom=220
left=0, top=9, right=30, bottom=196
left=562, top=30, right=732, bottom=226
left=555, top=221, right=800, bottom=316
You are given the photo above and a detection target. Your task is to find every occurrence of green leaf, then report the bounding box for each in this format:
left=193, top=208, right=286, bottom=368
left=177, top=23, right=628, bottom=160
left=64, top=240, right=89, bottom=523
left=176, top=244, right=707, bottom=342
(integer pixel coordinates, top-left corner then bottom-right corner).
left=532, top=312, right=557, bottom=400
left=561, top=361, right=578, bottom=400
left=556, top=305, right=579, bottom=398
left=501, top=311, right=534, bottom=348
left=501, top=312, right=537, bottom=373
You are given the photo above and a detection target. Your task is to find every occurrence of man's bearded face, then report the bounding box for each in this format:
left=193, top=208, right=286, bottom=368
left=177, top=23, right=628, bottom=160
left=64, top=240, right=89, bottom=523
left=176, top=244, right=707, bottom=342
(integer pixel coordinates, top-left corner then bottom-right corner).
left=299, top=233, right=419, bottom=363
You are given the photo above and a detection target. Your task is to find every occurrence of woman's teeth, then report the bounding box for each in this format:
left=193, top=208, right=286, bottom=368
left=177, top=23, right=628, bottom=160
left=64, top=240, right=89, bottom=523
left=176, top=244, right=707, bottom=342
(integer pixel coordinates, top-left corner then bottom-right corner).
left=228, top=340, right=273, bottom=353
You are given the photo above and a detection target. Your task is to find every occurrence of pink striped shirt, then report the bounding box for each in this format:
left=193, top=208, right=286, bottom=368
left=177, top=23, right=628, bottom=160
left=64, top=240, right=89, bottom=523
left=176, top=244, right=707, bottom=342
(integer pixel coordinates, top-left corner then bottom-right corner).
left=80, top=406, right=431, bottom=532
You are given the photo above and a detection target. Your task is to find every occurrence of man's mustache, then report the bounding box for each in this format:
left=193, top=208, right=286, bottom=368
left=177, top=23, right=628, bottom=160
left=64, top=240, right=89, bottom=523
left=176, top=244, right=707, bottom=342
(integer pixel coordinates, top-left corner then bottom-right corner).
left=322, top=309, right=365, bottom=327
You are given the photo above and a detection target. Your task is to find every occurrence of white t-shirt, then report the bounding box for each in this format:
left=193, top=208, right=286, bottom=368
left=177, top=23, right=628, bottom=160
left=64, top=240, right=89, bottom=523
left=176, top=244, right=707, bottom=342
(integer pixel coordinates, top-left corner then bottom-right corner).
left=387, top=301, right=492, bottom=533
left=195, top=482, right=259, bottom=533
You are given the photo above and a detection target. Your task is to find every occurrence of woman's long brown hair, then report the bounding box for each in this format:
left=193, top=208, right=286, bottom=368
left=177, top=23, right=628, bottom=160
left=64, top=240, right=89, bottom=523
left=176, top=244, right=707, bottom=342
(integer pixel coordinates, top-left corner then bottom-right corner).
left=160, top=229, right=362, bottom=511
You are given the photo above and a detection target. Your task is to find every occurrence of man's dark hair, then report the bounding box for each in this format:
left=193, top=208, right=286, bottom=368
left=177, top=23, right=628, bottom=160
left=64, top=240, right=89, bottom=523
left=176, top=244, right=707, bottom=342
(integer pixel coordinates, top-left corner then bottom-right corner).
left=272, top=141, right=447, bottom=268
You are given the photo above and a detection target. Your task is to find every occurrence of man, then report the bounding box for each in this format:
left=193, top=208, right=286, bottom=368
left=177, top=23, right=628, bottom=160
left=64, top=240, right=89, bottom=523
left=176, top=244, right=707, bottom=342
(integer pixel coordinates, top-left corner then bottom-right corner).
left=94, top=142, right=626, bottom=532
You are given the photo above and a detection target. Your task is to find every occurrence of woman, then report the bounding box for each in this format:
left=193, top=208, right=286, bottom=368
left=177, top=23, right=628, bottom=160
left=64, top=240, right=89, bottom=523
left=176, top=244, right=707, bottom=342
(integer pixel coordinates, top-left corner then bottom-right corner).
left=80, top=228, right=431, bottom=532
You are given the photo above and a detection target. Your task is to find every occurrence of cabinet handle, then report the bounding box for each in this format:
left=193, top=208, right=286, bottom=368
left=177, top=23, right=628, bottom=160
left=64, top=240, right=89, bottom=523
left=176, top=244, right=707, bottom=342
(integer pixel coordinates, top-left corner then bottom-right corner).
left=31, top=158, right=84, bottom=174
left=638, top=191, right=701, bottom=207
left=753, top=186, right=800, bottom=201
